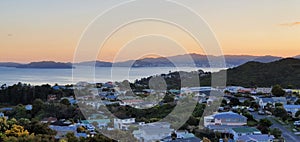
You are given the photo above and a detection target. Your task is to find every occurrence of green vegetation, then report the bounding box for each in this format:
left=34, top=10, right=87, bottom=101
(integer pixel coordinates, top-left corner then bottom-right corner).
left=257, top=118, right=272, bottom=134
left=272, top=85, right=285, bottom=97
left=135, top=58, right=300, bottom=89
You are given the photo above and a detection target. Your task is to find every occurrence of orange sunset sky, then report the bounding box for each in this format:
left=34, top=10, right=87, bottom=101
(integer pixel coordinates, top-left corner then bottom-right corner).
left=1, top=0, right=300, bottom=63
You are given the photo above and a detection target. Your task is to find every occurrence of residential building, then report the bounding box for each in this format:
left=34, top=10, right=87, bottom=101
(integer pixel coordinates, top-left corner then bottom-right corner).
left=259, top=97, right=287, bottom=108
left=160, top=130, right=201, bottom=142
left=204, top=112, right=247, bottom=127
left=119, top=99, right=144, bottom=106
left=25, top=104, right=32, bottom=111
left=114, top=118, right=136, bottom=130
left=81, top=119, right=110, bottom=129
left=225, top=86, right=244, bottom=94
left=237, top=134, right=275, bottom=142
left=254, top=88, right=272, bottom=94
left=41, top=117, right=58, bottom=123
left=133, top=122, right=174, bottom=142
left=49, top=125, right=77, bottom=139
left=284, top=105, right=300, bottom=117
left=231, top=127, right=261, bottom=140
left=0, top=112, right=8, bottom=119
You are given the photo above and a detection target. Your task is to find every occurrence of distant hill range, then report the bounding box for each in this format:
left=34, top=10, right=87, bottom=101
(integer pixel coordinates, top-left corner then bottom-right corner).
left=76, top=54, right=285, bottom=68
left=294, top=55, right=300, bottom=59
left=0, top=54, right=299, bottom=68
left=0, top=61, right=73, bottom=69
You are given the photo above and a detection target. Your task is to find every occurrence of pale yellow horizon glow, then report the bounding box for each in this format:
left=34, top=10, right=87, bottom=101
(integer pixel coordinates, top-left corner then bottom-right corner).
left=1, top=0, right=300, bottom=63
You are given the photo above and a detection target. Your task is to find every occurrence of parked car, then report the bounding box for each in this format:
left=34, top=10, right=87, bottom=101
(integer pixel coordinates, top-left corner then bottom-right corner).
left=248, top=108, right=255, bottom=112
left=258, top=110, right=265, bottom=115
left=294, top=121, right=300, bottom=126
left=265, top=110, right=272, bottom=115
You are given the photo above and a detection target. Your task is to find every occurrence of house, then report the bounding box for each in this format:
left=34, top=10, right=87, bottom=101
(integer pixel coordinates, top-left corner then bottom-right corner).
left=41, top=117, right=58, bottom=123
left=81, top=119, right=110, bottom=129
left=207, top=125, right=244, bottom=133
left=284, top=105, right=300, bottom=117
left=160, top=130, right=201, bottom=142
left=134, top=102, right=157, bottom=109
left=231, top=127, right=261, bottom=140
left=48, top=94, right=58, bottom=101
left=254, top=88, right=272, bottom=94
left=286, top=96, right=299, bottom=104
left=237, top=134, right=275, bottom=142
left=49, top=125, right=77, bottom=139
left=114, top=118, right=136, bottom=130
left=103, top=82, right=114, bottom=88
left=225, top=86, right=244, bottom=94
left=0, top=112, right=8, bottom=119
left=204, top=112, right=247, bottom=127
left=237, top=88, right=253, bottom=94
left=292, top=89, right=300, bottom=94
left=25, top=104, right=32, bottom=111
left=259, top=97, right=287, bottom=108
left=61, top=97, right=77, bottom=105
left=106, top=95, right=118, bottom=101
left=133, top=122, right=174, bottom=142
left=119, top=99, right=144, bottom=106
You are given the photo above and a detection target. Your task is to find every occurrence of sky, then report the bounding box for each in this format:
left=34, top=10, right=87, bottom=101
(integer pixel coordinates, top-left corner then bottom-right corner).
left=1, top=0, right=300, bottom=63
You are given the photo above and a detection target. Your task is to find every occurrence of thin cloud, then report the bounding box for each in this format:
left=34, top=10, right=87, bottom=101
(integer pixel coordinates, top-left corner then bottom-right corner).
left=280, top=22, right=300, bottom=26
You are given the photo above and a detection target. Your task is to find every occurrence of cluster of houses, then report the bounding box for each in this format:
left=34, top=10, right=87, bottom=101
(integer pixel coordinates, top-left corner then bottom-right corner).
left=204, top=112, right=275, bottom=142
left=3, top=82, right=296, bottom=142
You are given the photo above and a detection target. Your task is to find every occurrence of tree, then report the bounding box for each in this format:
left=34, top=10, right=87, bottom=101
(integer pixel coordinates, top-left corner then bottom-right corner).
left=271, top=85, right=285, bottom=97
left=5, top=124, right=29, bottom=137
left=171, top=132, right=177, bottom=140
left=32, top=99, right=44, bottom=115
left=221, top=99, right=228, bottom=107
left=60, top=98, right=71, bottom=106
left=296, top=110, right=300, bottom=118
left=273, top=107, right=289, bottom=121
left=270, top=128, right=282, bottom=138
left=229, top=98, right=240, bottom=106
left=65, top=132, right=79, bottom=142
left=257, top=119, right=272, bottom=134
left=294, top=99, right=300, bottom=105
left=258, top=118, right=272, bottom=127
left=243, top=100, right=251, bottom=107
left=0, top=117, right=9, bottom=133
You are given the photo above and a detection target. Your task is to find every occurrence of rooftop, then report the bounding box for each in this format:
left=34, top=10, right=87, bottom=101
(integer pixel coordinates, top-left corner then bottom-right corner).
left=237, top=134, right=275, bottom=141
left=232, top=127, right=260, bottom=133
left=214, top=112, right=247, bottom=119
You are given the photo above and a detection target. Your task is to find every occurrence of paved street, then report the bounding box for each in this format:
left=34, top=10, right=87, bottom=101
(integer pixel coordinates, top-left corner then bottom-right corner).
left=251, top=112, right=300, bottom=142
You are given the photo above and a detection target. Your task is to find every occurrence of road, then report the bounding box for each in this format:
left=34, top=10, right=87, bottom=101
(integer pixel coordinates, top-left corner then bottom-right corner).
left=251, top=112, right=300, bottom=142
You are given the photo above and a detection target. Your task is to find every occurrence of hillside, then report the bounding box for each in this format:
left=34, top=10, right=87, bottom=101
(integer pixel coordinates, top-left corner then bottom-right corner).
left=0, top=54, right=283, bottom=68
left=135, top=58, right=300, bottom=88
left=112, top=54, right=282, bottom=67
left=17, top=61, right=73, bottom=69
left=203, top=58, right=300, bottom=88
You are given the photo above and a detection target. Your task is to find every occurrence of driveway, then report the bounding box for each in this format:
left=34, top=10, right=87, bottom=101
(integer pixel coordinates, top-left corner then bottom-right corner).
left=251, top=112, right=300, bottom=142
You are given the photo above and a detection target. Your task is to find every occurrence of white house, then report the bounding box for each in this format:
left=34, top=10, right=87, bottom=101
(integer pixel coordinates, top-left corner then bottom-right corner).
left=204, top=112, right=247, bottom=127
left=254, top=88, right=272, bottom=94
left=237, top=134, right=275, bottom=142
left=133, top=122, right=173, bottom=142
left=259, top=97, right=287, bottom=108
left=113, top=118, right=136, bottom=130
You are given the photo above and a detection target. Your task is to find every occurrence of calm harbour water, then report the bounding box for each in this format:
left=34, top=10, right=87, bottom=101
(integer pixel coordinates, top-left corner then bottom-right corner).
left=0, top=66, right=225, bottom=86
